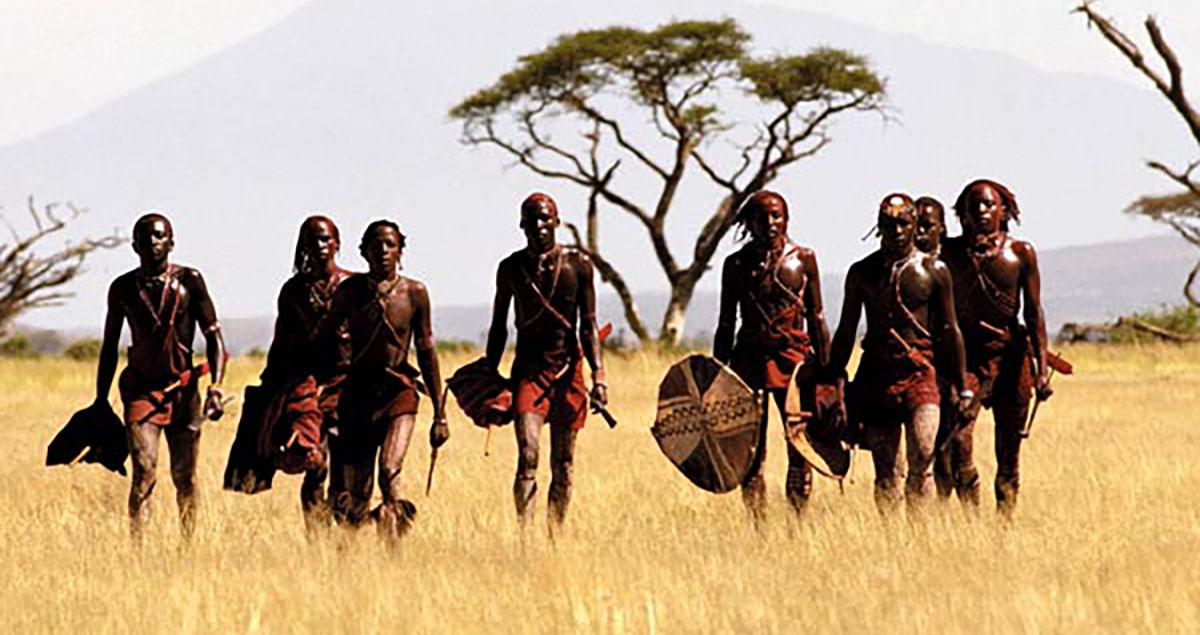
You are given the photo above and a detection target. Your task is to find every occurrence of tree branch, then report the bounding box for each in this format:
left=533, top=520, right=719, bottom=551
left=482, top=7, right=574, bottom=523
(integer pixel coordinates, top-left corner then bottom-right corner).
left=564, top=220, right=650, bottom=341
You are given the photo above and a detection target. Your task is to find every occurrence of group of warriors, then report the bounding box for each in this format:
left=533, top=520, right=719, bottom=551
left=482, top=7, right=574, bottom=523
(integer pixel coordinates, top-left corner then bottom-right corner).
left=56, top=177, right=1059, bottom=541
left=705, top=181, right=1059, bottom=519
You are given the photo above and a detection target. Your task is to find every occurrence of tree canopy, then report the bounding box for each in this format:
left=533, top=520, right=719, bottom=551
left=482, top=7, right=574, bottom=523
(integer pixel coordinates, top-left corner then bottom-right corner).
left=451, top=18, right=885, bottom=343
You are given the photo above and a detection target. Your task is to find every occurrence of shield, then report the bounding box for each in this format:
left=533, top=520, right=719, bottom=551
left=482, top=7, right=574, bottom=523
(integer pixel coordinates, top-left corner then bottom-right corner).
left=784, top=364, right=851, bottom=479
left=651, top=355, right=762, bottom=493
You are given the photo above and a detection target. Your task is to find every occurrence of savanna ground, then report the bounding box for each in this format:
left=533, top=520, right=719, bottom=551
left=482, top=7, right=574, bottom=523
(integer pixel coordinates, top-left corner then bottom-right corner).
left=2, top=343, right=1198, bottom=634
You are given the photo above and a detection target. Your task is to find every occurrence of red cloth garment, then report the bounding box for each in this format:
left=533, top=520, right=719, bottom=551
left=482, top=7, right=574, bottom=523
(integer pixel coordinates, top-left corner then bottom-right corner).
left=447, top=357, right=514, bottom=428
left=730, top=328, right=811, bottom=390
left=513, top=356, right=588, bottom=430
left=848, top=335, right=939, bottom=428
left=965, top=327, right=1035, bottom=410
left=273, top=376, right=326, bottom=474
left=118, top=366, right=200, bottom=428
left=336, top=370, right=421, bottom=447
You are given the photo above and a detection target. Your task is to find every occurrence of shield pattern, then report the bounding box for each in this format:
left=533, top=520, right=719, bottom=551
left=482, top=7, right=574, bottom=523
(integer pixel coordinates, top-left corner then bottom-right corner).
left=652, top=355, right=762, bottom=493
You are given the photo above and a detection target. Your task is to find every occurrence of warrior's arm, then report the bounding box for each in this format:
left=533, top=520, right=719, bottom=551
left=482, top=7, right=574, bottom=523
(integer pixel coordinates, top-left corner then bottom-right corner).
left=485, top=264, right=512, bottom=370
left=828, top=266, right=864, bottom=376
left=576, top=253, right=604, bottom=385
left=94, top=280, right=125, bottom=404
left=713, top=257, right=738, bottom=364
left=803, top=250, right=831, bottom=366
left=933, top=261, right=968, bottom=393
left=1017, top=241, right=1049, bottom=381
left=411, top=282, right=445, bottom=421
left=189, top=270, right=226, bottom=385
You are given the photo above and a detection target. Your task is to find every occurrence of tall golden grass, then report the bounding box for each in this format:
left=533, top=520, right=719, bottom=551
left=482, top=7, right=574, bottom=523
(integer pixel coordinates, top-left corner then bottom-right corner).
left=2, top=343, right=1198, bottom=633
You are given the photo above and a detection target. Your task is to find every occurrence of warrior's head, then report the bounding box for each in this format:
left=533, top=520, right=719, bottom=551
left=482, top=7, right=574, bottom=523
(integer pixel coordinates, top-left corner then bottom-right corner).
left=914, top=196, right=945, bottom=255
left=954, top=179, right=1019, bottom=239
left=294, top=215, right=340, bottom=275
left=520, top=192, right=559, bottom=253
left=735, top=190, right=789, bottom=246
left=360, top=219, right=406, bottom=279
left=132, top=212, right=174, bottom=266
left=877, top=193, right=917, bottom=258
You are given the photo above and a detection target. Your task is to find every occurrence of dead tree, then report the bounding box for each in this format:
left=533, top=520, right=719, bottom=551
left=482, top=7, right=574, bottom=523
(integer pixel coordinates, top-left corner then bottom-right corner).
left=0, top=197, right=124, bottom=337
left=450, top=19, right=886, bottom=344
left=1077, top=2, right=1200, bottom=306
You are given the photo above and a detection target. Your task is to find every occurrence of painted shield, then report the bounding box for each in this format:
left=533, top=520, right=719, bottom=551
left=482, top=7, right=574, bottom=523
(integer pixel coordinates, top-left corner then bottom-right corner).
left=652, top=355, right=762, bottom=493
left=784, top=364, right=851, bottom=479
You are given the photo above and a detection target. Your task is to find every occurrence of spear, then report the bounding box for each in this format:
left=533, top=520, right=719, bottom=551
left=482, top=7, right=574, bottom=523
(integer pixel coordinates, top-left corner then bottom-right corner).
left=1020, top=367, right=1056, bottom=439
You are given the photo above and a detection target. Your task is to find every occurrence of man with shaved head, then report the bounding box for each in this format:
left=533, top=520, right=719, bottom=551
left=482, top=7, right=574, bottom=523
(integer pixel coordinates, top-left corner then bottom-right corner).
left=486, top=192, right=607, bottom=529
left=93, top=212, right=227, bottom=540
left=937, top=179, right=1052, bottom=514
left=714, top=190, right=831, bottom=518
left=827, top=194, right=970, bottom=514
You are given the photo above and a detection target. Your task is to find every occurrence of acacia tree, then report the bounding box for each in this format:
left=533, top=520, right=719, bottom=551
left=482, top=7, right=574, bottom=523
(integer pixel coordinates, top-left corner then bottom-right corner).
left=450, top=19, right=885, bottom=344
left=0, top=197, right=123, bottom=337
left=1077, top=2, right=1200, bottom=306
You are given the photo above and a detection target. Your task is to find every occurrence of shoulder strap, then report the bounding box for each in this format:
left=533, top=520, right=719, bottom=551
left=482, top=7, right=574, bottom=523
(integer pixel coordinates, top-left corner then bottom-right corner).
left=516, top=250, right=574, bottom=332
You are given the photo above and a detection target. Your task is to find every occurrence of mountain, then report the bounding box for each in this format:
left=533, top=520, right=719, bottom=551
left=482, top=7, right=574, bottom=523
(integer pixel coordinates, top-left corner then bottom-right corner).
left=2, top=0, right=1192, bottom=338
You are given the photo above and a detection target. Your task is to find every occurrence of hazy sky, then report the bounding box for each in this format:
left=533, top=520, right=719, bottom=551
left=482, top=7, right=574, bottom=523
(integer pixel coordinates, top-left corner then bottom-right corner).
left=746, top=1, right=1200, bottom=85
left=1, top=0, right=1197, bottom=145
left=0, top=0, right=310, bottom=144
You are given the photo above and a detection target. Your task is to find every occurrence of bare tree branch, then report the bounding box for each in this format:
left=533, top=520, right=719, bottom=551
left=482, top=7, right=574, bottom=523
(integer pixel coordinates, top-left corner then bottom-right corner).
left=0, top=197, right=125, bottom=336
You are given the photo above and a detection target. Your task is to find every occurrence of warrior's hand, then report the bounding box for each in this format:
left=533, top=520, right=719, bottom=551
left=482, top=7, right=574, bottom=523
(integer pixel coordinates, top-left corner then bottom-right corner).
left=204, top=386, right=226, bottom=421
left=590, top=382, right=608, bottom=410
left=955, top=389, right=975, bottom=420
left=1035, top=373, right=1054, bottom=401
left=430, top=418, right=450, bottom=449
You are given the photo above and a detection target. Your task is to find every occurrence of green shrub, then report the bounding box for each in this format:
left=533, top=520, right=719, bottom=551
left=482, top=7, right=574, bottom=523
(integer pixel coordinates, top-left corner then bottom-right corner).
left=436, top=339, right=481, bottom=355
left=246, top=346, right=267, bottom=359
left=63, top=338, right=103, bottom=361
left=0, top=335, right=40, bottom=358
left=1110, top=304, right=1198, bottom=344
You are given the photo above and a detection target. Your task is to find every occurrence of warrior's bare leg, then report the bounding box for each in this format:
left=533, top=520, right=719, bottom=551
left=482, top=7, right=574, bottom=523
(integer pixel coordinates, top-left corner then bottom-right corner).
left=777, top=390, right=813, bottom=515
left=993, top=399, right=1028, bottom=516
left=547, top=422, right=577, bottom=527
left=740, top=393, right=769, bottom=520
left=514, top=412, right=544, bottom=525
left=377, top=414, right=417, bottom=539
left=934, top=407, right=955, bottom=498
left=127, top=422, right=161, bottom=541
left=332, top=433, right=375, bottom=527
left=865, top=425, right=903, bottom=515
left=300, top=440, right=330, bottom=534
left=949, top=417, right=980, bottom=506
left=163, top=424, right=200, bottom=539
left=904, top=404, right=939, bottom=512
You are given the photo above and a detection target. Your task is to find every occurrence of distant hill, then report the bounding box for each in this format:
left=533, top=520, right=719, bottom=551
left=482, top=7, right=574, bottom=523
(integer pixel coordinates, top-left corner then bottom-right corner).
left=21, top=234, right=1193, bottom=353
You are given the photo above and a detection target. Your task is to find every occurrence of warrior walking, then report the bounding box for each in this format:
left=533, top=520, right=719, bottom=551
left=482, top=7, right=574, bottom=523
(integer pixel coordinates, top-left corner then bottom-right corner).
left=93, top=213, right=227, bottom=540
left=713, top=190, right=831, bottom=518
left=243, top=216, right=351, bottom=530
left=319, top=220, right=448, bottom=539
left=485, top=193, right=607, bottom=528
left=935, top=180, right=1052, bottom=514
left=828, top=194, right=970, bottom=514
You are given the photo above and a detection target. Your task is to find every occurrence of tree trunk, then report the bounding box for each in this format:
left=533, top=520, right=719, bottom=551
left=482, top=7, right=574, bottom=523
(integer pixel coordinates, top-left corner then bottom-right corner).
left=658, top=281, right=696, bottom=346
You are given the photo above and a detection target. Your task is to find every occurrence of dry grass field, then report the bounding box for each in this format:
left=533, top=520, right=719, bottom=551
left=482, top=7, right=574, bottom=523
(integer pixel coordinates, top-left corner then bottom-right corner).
left=2, top=343, right=1198, bottom=634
